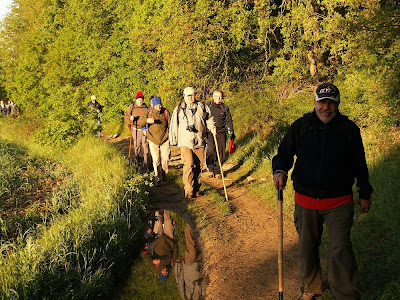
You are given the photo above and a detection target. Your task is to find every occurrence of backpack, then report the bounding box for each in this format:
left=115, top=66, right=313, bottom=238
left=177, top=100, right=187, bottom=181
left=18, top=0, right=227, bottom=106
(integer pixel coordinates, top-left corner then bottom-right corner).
left=176, top=101, right=208, bottom=126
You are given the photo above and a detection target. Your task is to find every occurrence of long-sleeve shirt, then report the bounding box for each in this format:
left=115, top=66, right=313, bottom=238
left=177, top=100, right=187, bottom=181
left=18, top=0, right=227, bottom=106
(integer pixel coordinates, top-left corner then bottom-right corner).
left=208, top=102, right=234, bottom=134
left=272, top=110, right=373, bottom=200
left=169, top=100, right=216, bottom=149
left=146, top=107, right=170, bottom=145
left=124, top=103, right=148, bottom=130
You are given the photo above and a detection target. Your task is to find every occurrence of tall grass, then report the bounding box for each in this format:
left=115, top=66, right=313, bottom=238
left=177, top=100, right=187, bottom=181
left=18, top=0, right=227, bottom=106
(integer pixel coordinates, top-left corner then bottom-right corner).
left=0, top=139, right=72, bottom=244
left=0, top=120, right=150, bottom=299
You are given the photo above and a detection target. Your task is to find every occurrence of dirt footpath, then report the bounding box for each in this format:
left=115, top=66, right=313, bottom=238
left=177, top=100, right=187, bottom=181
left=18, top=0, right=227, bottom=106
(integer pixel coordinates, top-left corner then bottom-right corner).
left=110, top=137, right=301, bottom=299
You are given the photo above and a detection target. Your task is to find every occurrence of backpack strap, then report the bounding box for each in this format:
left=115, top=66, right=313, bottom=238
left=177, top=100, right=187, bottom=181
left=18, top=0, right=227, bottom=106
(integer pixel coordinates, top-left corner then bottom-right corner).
left=296, top=112, right=352, bottom=145
left=296, top=112, right=313, bottom=145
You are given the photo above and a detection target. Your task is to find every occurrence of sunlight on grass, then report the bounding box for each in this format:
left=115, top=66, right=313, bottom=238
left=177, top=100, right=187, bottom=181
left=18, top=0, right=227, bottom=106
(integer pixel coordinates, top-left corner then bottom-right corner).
left=0, top=123, right=149, bottom=298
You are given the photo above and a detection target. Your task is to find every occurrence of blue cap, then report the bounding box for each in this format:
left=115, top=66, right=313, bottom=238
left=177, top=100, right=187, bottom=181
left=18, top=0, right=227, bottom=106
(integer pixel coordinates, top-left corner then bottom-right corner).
left=151, top=96, right=162, bottom=107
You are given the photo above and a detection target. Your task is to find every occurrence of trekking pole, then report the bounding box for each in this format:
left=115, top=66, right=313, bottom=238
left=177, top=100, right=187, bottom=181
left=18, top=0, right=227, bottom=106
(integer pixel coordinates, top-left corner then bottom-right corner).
left=278, top=188, right=284, bottom=300
left=135, top=119, right=139, bottom=170
left=128, top=119, right=133, bottom=159
left=213, top=133, right=229, bottom=202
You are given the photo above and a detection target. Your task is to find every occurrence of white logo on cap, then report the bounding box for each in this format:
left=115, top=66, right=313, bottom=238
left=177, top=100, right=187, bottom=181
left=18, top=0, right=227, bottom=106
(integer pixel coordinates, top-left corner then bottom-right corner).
left=320, top=87, right=333, bottom=94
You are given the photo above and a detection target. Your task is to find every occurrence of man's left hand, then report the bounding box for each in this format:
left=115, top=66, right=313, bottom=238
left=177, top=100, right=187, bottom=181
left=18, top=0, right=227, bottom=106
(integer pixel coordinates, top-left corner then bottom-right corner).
left=359, top=199, right=371, bottom=213
left=211, top=127, right=217, bottom=136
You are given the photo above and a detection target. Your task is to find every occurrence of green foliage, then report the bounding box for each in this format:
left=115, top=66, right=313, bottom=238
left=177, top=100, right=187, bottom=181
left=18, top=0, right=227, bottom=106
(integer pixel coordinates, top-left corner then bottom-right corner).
left=0, top=0, right=398, bottom=147
left=0, top=134, right=150, bottom=299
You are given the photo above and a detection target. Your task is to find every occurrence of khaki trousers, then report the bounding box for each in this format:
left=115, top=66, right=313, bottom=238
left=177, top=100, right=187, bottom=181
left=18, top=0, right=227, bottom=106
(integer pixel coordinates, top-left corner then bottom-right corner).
left=184, top=223, right=203, bottom=265
left=148, top=140, right=170, bottom=178
left=132, top=128, right=149, bottom=165
left=153, top=211, right=174, bottom=239
left=180, top=146, right=205, bottom=197
left=294, top=202, right=357, bottom=299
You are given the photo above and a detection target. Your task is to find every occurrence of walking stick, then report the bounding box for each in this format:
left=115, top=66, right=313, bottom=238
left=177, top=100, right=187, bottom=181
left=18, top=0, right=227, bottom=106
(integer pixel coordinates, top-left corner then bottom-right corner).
left=135, top=119, right=140, bottom=170
left=128, top=119, right=133, bottom=159
left=213, top=133, right=229, bottom=202
left=278, top=188, right=284, bottom=300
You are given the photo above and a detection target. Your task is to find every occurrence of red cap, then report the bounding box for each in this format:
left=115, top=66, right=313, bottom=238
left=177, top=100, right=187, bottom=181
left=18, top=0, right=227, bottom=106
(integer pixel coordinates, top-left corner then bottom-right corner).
left=136, top=91, right=144, bottom=99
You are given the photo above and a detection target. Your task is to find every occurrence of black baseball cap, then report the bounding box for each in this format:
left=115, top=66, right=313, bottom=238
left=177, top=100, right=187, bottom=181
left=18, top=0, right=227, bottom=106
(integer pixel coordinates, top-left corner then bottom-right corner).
left=315, top=83, right=340, bottom=103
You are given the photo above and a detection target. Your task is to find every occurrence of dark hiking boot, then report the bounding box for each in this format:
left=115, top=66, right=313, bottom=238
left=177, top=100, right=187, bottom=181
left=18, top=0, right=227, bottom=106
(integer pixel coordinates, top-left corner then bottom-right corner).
left=153, top=176, right=161, bottom=187
left=297, top=293, right=320, bottom=300
left=161, top=170, right=167, bottom=182
left=195, top=191, right=205, bottom=197
left=184, top=192, right=196, bottom=200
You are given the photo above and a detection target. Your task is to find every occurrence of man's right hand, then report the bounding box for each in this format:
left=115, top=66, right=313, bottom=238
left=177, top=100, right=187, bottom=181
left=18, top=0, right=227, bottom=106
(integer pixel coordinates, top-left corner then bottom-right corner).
left=273, top=172, right=287, bottom=191
left=210, top=127, right=217, bottom=136
left=130, top=115, right=134, bottom=121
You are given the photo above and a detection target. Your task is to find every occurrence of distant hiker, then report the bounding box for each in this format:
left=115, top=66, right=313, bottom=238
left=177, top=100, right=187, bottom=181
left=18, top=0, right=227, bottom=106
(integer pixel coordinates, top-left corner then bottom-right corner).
left=272, top=83, right=373, bottom=300
left=124, top=91, right=150, bottom=168
left=0, top=100, right=6, bottom=116
left=169, top=86, right=216, bottom=199
left=8, top=101, right=20, bottom=118
left=174, top=223, right=206, bottom=300
left=144, top=210, right=178, bottom=282
left=146, top=96, right=171, bottom=186
left=205, top=90, right=235, bottom=179
left=87, top=94, right=103, bottom=113
left=87, top=95, right=103, bottom=137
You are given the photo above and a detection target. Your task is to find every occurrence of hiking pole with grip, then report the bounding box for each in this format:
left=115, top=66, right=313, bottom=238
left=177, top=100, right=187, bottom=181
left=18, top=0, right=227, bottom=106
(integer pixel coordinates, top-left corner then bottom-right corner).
left=128, top=119, right=133, bottom=159
left=213, top=133, right=229, bottom=202
left=278, top=188, right=284, bottom=300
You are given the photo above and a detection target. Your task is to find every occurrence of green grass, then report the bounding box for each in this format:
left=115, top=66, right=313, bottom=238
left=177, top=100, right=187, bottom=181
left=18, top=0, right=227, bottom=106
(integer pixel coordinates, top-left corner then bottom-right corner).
left=0, top=120, right=151, bottom=299
left=0, top=139, right=76, bottom=243
left=203, top=189, right=232, bottom=217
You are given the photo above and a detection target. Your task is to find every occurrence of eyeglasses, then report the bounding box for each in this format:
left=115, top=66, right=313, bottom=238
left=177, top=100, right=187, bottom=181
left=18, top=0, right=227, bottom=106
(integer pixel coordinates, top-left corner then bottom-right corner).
left=185, top=94, right=194, bottom=97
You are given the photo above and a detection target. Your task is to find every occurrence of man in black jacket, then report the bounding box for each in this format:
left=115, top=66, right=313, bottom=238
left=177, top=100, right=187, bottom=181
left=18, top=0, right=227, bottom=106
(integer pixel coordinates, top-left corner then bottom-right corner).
left=272, top=83, right=373, bottom=300
left=205, top=90, right=235, bottom=178
left=87, top=95, right=103, bottom=137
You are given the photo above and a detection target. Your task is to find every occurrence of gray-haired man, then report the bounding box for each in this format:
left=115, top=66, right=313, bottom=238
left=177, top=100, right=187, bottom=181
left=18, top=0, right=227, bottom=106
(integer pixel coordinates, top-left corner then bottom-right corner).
left=272, top=83, right=373, bottom=300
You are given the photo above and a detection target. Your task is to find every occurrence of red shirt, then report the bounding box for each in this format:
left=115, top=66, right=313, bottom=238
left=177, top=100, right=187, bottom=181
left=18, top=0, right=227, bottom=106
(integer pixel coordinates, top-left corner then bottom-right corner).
left=295, top=192, right=353, bottom=210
